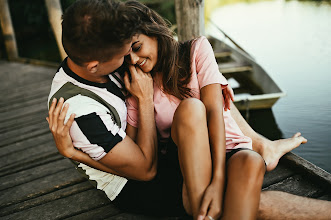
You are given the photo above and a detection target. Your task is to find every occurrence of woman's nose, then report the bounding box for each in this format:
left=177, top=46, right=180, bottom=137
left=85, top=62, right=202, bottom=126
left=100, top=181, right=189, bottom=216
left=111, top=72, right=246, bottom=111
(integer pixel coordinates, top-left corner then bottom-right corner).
left=128, top=52, right=139, bottom=65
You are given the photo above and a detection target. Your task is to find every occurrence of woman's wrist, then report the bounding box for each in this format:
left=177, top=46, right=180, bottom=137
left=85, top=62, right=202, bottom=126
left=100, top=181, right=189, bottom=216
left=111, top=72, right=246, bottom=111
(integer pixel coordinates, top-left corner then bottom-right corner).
left=212, top=166, right=226, bottom=183
left=67, top=148, right=79, bottom=159
left=62, top=148, right=78, bottom=159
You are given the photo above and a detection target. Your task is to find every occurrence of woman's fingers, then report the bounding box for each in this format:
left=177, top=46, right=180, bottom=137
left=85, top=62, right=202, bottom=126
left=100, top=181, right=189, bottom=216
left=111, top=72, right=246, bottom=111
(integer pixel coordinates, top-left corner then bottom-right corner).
left=205, top=204, right=220, bottom=220
left=222, top=89, right=230, bottom=111
left=198, top=195, right=211, bottom=220
left=227, top=85, right=234, bottom=101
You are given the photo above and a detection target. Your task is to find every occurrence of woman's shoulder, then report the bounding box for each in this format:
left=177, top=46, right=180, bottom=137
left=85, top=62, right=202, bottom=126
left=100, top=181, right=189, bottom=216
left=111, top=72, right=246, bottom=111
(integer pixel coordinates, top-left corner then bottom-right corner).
left=190, top=36, right=214, bottom=61
left=192, top=35, right=210, bottom=45
left=191, top=36, right=212, bottom=52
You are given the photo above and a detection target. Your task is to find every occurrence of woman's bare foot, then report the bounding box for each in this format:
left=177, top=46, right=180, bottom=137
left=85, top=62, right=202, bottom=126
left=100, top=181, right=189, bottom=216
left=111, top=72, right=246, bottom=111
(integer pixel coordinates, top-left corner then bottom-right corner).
left=259, top=132, right=307, bottom=171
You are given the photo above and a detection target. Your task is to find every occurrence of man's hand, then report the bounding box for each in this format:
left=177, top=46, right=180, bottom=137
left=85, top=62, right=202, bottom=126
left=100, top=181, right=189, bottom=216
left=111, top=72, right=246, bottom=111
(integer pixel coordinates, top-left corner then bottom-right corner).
left=123, top=65, right=153, bottom=102
left=46, top=97, right=77, bottom=158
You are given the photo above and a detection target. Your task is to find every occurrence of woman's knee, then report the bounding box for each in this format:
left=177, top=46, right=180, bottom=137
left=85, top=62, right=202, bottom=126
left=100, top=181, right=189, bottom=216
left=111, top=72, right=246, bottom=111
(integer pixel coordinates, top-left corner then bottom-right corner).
left=229, top=150, right=266, bottom=174
left=171, top=98, right=207, bottom=144
left=173, top=98, right=206, bottom=126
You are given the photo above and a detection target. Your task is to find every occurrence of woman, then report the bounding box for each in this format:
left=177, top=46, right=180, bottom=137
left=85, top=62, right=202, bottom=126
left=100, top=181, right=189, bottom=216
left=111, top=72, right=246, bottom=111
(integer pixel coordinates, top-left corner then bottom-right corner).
left=122, top=2, right=265, bottom=219
left=47, top=1, right=307, bottom=219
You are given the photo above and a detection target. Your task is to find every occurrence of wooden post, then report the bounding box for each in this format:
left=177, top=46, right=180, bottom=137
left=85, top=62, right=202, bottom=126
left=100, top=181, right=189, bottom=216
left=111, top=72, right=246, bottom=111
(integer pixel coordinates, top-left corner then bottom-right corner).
left=45, top=0, right=67, bottom=60
left=0, top=0, right=18, bottom=60
left=175, top=0, right=205, bottom=42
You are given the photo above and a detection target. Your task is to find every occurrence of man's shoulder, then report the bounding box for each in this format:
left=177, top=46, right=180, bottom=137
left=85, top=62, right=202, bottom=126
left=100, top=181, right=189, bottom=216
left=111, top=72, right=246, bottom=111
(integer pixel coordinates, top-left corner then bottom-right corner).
left=65, top=95, right=110, bottom=118
left=48, top=67, right=69, bottom=102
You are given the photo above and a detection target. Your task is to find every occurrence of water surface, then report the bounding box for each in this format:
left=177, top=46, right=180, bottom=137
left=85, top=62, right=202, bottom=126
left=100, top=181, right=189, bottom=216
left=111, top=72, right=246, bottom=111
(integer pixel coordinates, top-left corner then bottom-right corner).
left=208, top=0, right=331, bottom=172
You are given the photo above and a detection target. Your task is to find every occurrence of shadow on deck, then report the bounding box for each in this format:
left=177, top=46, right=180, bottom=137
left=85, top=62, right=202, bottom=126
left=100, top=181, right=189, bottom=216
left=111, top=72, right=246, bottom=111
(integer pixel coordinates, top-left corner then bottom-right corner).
left=0, top=61, right=330, bottom=219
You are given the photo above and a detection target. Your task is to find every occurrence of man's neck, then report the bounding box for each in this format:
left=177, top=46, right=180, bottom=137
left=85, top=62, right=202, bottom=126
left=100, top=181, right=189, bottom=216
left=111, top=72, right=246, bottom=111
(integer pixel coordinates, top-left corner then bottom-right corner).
left=66, top=58, right=109, bottom=83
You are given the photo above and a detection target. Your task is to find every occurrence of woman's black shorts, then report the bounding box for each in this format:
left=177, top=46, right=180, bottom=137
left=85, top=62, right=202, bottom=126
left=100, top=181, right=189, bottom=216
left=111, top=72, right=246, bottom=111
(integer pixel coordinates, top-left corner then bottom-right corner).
left=112, top=139, right=252, bottom=217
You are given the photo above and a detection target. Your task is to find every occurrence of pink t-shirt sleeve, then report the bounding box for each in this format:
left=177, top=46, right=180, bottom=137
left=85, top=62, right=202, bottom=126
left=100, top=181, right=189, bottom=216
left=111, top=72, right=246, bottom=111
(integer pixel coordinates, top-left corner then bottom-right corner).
left=193, top=36, right=228, bottom=89
left=126, top=96, right=139, bottom=128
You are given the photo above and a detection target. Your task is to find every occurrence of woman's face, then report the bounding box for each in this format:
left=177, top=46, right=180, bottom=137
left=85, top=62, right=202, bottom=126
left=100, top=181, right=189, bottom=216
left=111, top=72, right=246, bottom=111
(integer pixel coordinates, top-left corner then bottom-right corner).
left=126, top=34, right=158, bottom=73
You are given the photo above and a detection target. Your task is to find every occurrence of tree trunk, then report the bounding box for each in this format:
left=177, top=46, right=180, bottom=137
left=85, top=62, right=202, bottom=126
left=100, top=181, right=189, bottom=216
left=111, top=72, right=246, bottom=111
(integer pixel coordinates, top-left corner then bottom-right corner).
left=45, top=0, right=67, bottom=60
left=0, top=0, right=18, bottom=60
left=175, top=0, right=205, bottom=42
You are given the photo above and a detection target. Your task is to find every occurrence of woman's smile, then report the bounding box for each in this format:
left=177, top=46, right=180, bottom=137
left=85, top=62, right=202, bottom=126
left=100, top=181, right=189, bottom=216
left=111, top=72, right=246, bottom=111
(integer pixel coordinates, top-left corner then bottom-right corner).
left=139, top=58, right=147, bottom=67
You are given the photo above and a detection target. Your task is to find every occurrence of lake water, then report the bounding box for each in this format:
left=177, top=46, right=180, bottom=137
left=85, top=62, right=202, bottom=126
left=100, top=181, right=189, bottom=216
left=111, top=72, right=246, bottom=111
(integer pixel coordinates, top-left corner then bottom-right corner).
left=207, top=0, right=331, bottom=172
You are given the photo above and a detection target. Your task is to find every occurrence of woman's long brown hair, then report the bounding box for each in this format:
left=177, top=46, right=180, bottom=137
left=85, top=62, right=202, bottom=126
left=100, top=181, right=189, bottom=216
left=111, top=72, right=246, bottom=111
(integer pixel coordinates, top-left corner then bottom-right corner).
left=125, top=1, right=193, bottom=100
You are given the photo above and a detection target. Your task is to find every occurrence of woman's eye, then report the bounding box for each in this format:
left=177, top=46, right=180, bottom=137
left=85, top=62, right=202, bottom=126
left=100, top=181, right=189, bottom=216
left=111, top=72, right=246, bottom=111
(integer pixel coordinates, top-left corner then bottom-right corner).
left=132, top=45, right=141, bottom=52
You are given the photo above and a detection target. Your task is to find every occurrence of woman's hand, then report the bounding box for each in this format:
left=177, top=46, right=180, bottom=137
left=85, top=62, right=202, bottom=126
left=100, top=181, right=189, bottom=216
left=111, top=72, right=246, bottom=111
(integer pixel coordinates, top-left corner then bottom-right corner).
left=223, top=85, right=234, bottom=111
left=198, top=180, right=224, bottom=220
left=46, top=97, right=77, bottom=158
left=123, top=65, right=154, bottom=102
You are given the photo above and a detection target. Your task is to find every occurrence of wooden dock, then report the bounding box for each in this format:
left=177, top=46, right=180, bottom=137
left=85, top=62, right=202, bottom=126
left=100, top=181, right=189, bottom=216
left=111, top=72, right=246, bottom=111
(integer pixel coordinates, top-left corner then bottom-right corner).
left=1, top=60, right=330, bottom=219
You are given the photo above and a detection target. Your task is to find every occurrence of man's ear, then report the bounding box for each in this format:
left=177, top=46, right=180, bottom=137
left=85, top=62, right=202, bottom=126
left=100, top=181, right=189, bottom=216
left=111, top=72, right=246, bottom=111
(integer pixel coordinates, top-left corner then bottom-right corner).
left=87, top=61, right=99, bottom=73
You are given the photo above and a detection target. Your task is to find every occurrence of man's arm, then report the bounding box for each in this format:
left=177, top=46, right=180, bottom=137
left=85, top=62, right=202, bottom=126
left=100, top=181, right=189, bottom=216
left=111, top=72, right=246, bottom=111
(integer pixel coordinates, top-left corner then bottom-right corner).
left=47, top=66, right=157, bottom=181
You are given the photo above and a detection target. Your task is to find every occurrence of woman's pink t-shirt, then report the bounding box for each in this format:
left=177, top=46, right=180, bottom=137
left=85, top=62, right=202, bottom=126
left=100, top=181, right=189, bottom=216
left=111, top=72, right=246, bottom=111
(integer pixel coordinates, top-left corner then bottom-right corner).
left=126, top=36, right=252, bottom=151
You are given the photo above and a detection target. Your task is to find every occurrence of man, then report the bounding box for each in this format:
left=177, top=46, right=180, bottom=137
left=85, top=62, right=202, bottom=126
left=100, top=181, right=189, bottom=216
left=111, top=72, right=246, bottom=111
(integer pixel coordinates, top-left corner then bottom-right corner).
left=48, top=0, right=158, bottom=203
left=47, top=0, right=330, bottom=219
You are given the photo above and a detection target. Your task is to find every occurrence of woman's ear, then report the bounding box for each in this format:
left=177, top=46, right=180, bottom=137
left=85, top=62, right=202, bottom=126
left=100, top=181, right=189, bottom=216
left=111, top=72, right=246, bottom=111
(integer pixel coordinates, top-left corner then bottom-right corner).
left=87, top=61, right=99, bottom=73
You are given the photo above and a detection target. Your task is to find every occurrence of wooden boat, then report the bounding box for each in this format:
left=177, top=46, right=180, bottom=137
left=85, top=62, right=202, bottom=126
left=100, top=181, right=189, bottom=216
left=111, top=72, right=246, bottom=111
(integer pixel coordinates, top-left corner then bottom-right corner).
left=0, top=60, right=330, bottom=219
left=208, top=35, right=286, bottom=111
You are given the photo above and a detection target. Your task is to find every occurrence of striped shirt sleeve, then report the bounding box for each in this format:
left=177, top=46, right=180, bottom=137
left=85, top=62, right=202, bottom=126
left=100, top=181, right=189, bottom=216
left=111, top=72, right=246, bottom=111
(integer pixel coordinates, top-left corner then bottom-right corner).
left=65, top=95, right=126, bottom=160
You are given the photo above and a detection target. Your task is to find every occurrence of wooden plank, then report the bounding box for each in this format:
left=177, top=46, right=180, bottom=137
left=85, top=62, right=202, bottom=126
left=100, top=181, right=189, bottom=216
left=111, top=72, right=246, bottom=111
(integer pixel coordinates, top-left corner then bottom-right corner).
left=66, top=204, right=122, bottom=220
left=0, top=141, right=58, bottom=174
left=0, top=120, right=49, bottom=147
left=1, top=189, right=112, bottom=220
left=11, top=57, right=59, bottom=68
left=0, top=158, right=73, bottom=191
left=0, top=79, right=50, bottom=95
left=106, top=213, right=180, bottom=220
left=214, top=51, right=231, bottom=58
left=318, top=193, right=331, bottom=201
left=0, top=126, right=49, bottom=149
left=0, top=112, right=45, bottom=133
left=0, top=64, right=54, bottom=89
left=263, top=174, right=325, bottom=198
left=0, top=103, right=47, bottom=124
left=0, top=181, right=94, bottom=217
left=0, top=153, right=63, bottom=177
left=219, top=61, right=252, bottom=74
left=0, top=132, right=52, bottom=157
left=283, top=152, right=331, bottom=185
left=0, top=83, right=50, bottom=107
left=262, top=158, right=296, bottom=188
left=0, top=169, right=87, bottom=209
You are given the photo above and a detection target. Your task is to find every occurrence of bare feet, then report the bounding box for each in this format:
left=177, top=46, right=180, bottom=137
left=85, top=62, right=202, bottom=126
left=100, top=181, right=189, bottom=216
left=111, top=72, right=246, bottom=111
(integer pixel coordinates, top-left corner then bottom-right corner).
left=259, top=132, right=307, bottom=171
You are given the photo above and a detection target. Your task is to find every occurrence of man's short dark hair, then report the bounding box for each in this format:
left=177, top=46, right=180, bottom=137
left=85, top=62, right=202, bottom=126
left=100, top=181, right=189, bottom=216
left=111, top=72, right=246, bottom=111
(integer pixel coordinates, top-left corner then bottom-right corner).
left=62, top=0, right=139, bottom=66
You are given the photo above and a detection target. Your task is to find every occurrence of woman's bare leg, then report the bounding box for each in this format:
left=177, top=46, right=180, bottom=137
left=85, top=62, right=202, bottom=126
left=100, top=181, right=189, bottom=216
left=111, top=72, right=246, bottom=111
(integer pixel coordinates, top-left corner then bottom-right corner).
left=171, top=98, right=213, bottom=219
left=222, top=150, right=265, bottom=220
left=229, top=102, right=307, bottom=171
